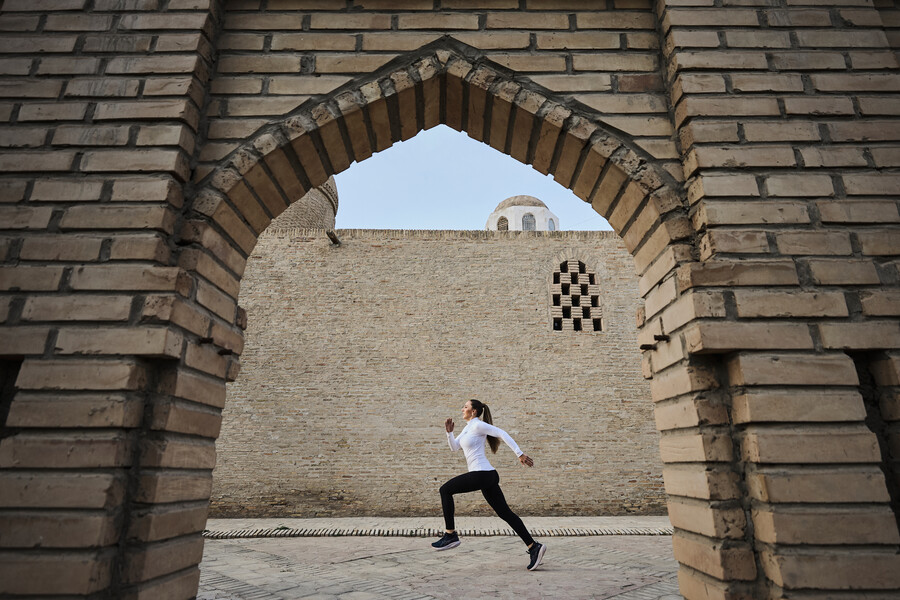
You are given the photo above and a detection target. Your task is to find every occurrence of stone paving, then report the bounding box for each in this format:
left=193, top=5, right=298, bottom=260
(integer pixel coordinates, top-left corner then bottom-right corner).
left=198, top=518, right=680, bottom=600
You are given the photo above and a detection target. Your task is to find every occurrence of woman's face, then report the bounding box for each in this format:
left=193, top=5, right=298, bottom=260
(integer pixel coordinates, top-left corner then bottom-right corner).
left=462, top=401, right=477, bottom=421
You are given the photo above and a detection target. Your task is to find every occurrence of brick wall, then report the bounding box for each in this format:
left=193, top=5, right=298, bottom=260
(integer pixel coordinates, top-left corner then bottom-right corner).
left=212, top=228, right=665, bottom=517
left=0, top=0, right=898, bottom=598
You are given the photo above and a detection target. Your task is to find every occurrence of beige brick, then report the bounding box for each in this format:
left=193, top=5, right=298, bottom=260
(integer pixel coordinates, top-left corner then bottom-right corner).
left=224, top=13, right=305, bottom=31
left=81, top=150, right=190, bottom=181
left=659, top=431, right=733, bottom=463
left=22, top=295, right=133, bottom=322
left=726, top=352, right=858, bottom=387
left=537, top=32, right=621, bottom=50
left=82, top=35, right=153, bottom=53
left=36, top=56, right=100, bottom=75
left=666, top=498, right=745, bottom=539
left=63, top=77, right=141, bottom=97
left=687, top=146, right=796, bottom=172
left=677, top=260, right=799, bottom=290
left=753, top=507, right=900, bottom=545
left=732, top=390, right=865, bottom=424
left=743, top=121, right=819, bottom=142
left=672, top=51, right=768, bottom=72
left=52, top=124, right=130, bottom=146
left=18, top=102, right=87, bottom=121
left=725, top=30, right=791, bottom=48
left=829, top=120, right=900, bottom=142
left=0, top=266, right=64, bottom=291
left=807, top=259, right=881, bottom=285
left=314, top=53, right=396, bottom=73
left=0, top=431, right=132, bottom=469
left=105, top=55, right=203, bottom=75
left=0, top=327, right=50, bottom=355
left=761, top=551, right=900, bottom=590
left=699, top=229, right=769, bottom=259
left=311, top=13, right=392, bottom=29
left=800, top=146, right=868, bottom=168
left=70, top=265, right=191, bottom=294
left=775, top=231, right=852, bottom=255
left=0, top=554, right=112, bottom=596
left=361, top=32, right=441, bottom=51
left=54, top=326, right=183, bottom=358
left=487, top=12, right=569, bottom=29
left=797, top=29, right=890, bottom=48
left=733, top=290, right=848, bottom=318
left=0, top=206, right=53, bottom=230
left=110, top=234, right=170, bottom=263
left=450, top=32, right=532, bottom=49
left=60, top=206, right=176, bottom=233
left=0, top=35, right=77, bottom=53
left=529, top=74, right=612, bottom=92
left=0, top=512, right=118, bottom=548
left=858, top=230, right=900, bottom=256
left=817, top=200, right=900, bottom=224
left=128, top=504, right=209, bottom=543
left=488, top=54, right=567, bottom=72
left=819, top=321, right=900, bottom=350
left=16, top=358, right=150, bottom=392
left=135, top=471, right=212, bottom=504
left=665, top=8, right=759, bottom=27
left=747, top=467, right=889, bottom=503
left=268, top=76, right=351, bottom=95
left=685, top=321, right=813, bottom=354
left=20, top=235, right=103, bottom=261
left=860, top=290, right=900, bottom=317
left=663, top=465, right=739, bottom=502
left=784, top=96, right=854, bottom=116
left=742, top=427, right=880, bottom=464
left=122, top=534, right=205, bottom=584
left=671, top=531, right=757, bottom=581
left=271, top=33, right=357, bottom=51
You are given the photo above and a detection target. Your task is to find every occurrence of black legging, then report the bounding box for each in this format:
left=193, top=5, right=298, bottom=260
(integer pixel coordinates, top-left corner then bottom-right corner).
left=439, top=469, right=534, bottom=546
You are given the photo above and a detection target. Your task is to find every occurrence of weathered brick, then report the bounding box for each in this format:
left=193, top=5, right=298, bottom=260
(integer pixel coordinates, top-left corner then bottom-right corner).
left=135, top=471, right=212, bottom=504
left=0, top=472, right=124, bottom=513
left=741, top=428, right=880, bottom=464
left=761, top=551, right=900, bottom=590
left=128, top=504, right=209, bottom=543
left=0, top=266, right=64, bottom=291
left=81, top=150, right=190, bottom=181
left=663, top=465, right=740, bottom=501
left=732, top=390, right=865, bottom=424
left=685, top=321, right=814, bottom=354
left=0, top=327, right=50, bottom=355
left=6, top=393, right=143, bottom=428
left=0, top=512, right=118, bottom=548
left=726, top=352, right=858, bottom=387
left=753, top=507, right=900, bottom=545
left=775, top=231, right=852, bottom=255
left=311, top=13, right=392, bottom=30
left=671, top=531, right=757, bottom=581
left=20, top=235, right=103, bottom=261
left=54, top=326, right=183, bottom=358
left=70, top=265, right=192, bottom=294
left=0, top=431, right=132, bottom=469
left=732, top=290, right=848, bottom=318
left=60, top=206, right=176, bottom=233
left=807, top=259, right=881, bottom=285
left=817, top=200, right=900, bottom=224
left=818, top=321, right=900, bottom=350
left=0, top=554, right=112, bottom=596
left=747, top=468, right=889, bottom=503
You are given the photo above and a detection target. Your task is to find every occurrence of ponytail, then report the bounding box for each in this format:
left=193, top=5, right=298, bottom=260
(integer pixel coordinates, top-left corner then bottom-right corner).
left=470, top=399, right=500, bottom=454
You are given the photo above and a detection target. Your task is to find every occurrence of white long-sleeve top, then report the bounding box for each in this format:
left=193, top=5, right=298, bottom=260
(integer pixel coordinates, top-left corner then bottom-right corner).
left=447, top=417, right=523, bottom=472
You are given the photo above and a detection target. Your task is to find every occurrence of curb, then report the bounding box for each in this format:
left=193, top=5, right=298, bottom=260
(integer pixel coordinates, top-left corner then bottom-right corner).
left=202, top=526, right=674, bottom=539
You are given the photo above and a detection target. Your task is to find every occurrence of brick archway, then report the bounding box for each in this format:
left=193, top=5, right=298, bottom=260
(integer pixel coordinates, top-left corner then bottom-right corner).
left=2, top=2, right=899, bottom=598
left=192, top=40, right=690, bottom=274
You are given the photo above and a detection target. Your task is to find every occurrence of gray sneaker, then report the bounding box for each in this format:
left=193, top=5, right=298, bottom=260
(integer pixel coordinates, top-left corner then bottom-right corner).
left=431, top=532, right=460, bottom=550
left=527, top=542, right=546, bottom=570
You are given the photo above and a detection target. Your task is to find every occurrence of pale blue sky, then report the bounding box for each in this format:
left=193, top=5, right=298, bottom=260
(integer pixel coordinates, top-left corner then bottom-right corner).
left=333, top=125, right=612, bottom=231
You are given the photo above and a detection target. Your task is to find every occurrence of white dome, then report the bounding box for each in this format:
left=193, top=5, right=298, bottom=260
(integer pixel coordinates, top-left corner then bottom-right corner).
left=485, top=196, right=559, bottom=231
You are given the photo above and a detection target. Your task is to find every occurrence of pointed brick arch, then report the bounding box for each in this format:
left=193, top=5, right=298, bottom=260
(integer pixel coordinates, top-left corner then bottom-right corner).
left=190, top=40, right=690, bottom=277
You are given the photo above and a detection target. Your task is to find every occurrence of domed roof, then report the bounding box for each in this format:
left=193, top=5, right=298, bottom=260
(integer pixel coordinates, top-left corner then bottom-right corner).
left=493, top=195, right=547, bottom=211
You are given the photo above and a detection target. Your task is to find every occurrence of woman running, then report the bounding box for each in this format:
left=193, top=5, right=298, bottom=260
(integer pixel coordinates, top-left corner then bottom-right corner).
left=431, top=399, right=546, bottom=571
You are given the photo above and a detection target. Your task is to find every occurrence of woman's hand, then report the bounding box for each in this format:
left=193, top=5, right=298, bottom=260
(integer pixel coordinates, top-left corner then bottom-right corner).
left=445, top=418, right=455, bottom=433
left=519, top=454, right=534, bottom=467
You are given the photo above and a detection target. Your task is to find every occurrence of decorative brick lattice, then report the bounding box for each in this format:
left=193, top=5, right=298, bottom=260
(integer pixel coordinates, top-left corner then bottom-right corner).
left=551, top=260, right=602, bottom=332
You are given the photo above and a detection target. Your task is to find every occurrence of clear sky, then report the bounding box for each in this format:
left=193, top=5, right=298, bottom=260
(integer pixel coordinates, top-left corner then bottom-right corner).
left=333, top=125, right=612, bottom=231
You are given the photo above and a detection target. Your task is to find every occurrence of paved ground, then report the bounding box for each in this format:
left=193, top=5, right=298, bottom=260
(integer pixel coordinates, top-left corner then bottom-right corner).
left=198, top=517, right=679, bottom=600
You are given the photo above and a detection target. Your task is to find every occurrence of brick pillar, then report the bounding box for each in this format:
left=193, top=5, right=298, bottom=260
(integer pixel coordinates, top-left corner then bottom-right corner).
left=0, top=2, right=231, bottom=597
left=659, top=0, right=900, bottom=596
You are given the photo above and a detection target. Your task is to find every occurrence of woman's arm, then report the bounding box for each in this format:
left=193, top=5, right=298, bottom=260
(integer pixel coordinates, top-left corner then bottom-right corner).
left=445, top=417, right=461, bottom=452
left=473, top=420, right=523, bottom=457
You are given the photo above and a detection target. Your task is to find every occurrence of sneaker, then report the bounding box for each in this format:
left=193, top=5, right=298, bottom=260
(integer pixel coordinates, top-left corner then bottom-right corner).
left=431, top=532, right=460, bottom=550
left=526, top=542, right=546, bottom=571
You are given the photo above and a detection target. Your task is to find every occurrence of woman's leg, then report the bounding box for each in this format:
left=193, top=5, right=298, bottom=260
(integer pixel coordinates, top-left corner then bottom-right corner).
left=439, top=471, right=493, bottom=531
left=480, top=473, right=535, bottom=547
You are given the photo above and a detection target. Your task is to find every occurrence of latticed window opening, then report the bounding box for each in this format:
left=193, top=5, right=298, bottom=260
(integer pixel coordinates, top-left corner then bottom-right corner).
left=551, top=260, right=602, bottom=332
left=497, top=216, right=508, bottom=231
left=522, top=213, right=535, bottom=231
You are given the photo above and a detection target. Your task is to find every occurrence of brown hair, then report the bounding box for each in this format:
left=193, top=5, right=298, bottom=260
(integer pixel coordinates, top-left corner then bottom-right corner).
left=469, top=399, right=499, bottom=453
